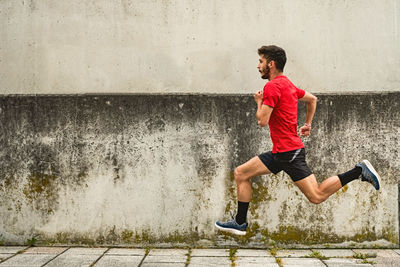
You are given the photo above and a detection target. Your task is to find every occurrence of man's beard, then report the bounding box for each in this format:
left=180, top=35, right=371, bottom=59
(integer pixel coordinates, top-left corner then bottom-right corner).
left=261, top=64, right=270, bottom=80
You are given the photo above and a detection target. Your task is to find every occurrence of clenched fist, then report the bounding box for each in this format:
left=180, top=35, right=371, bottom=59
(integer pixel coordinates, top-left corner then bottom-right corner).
left=254, top=91, right=263, bottom=103
left=299, top=124, right=311, bottom=137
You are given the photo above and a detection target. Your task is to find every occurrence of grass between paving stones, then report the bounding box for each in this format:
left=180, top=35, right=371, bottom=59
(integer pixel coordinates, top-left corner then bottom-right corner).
left=185, top=248, right=192, bottom=267
left=269, top=247, right=278, bottom=256
left=229, top=248, right=237, bottom=267
left=269, top=247, right=283, bottom=267
left=275, top=257, right=283, bottom=267
left=305, top=251, right=329, bottom=260
left=361, top=258, right=375, bottom=264
left=135, top=246, right=151, bottom=267
left=353, top=252, right=377, bottom=259
left=353, top=252, right=377, bottom=265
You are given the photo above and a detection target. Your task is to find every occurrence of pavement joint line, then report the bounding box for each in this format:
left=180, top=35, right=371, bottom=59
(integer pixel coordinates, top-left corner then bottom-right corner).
left=0, top=253, right=17, bottom=263
left=305, top=250, right=328, bottom=267
left=89, top=247, right=110, bottom=267
left=137, top=248, right=150, bottom=267
left=0, top=246, right=30, bottom=264
left=41, top=246, right=71, bottom=266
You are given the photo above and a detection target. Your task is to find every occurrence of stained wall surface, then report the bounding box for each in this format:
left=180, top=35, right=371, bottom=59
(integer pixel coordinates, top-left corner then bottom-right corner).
left=0, top=93, right=399, bottom=246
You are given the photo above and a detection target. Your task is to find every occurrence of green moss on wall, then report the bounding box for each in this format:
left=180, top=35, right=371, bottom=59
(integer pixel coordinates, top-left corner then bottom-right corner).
left=40, top=228, right=205, bottom=247
left=121, top=229, right=134, bottom=243
left=22, top=172, right=58, bottom=214
left=261, top=225, right=398, bottom=245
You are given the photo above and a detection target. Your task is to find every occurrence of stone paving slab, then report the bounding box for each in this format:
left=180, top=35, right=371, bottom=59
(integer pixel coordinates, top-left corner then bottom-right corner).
left=236, top=249, right=272, bottom=257
left=352, top=249, right=381, bottom=257
left=393, top=249, right=400, bottom=255
left=190, top=249, right=229, bottom=257
left=62, top=247, right=107, bottom=255
left=148, top=248, right=188, bottom=256
left=93, top=255, right=143, bottom=267
left=43, top=247, right=108, bottom=267
left=0, top=254, right=55, bottom=267
left=105, top=248, right=145, bottom=255
left=0, top=247, right=27, bottom=254
left=353, top=249, right=398, bottom=257
left=352, top=249, right=400, bottom=266
left=143, top=255, right=187, bottom=263
left=312, top=249, right=355, bottom=257
left=281, top=257, right=326, bottom=266
left=0, top=255, right=13, bottom=262
left=44, top=253, right=101, bottom=267
left=352, top=248, right=387, bottom=263
left=236, top=256, right=278, bottom=267
left=141, top=263, right=185, bottom=267
left=236, top=262, right=278, bottom=267
left=188, top=256, right=231, bottom=266
left=24, top=247, right=68, bottom=254
left=276, top=249, right=313, bottom=258
left=323, top=258, right=373, bottom=266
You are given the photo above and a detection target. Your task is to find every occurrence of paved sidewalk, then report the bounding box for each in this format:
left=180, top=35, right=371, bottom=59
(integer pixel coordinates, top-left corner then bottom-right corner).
left=1, top=246, right=400, bottom=266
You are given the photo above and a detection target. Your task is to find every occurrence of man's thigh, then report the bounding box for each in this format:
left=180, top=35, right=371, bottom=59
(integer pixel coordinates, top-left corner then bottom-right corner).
left=294, top=174, right=318, bottom=198
left=236, top=156, right=272, bottom=178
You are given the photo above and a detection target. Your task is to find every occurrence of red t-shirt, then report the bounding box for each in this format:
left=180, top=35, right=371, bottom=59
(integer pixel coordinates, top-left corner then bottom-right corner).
left=262, top=75, right=305, bottom=153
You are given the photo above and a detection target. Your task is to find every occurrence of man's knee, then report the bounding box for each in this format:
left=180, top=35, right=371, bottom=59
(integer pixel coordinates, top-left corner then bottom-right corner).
left=234, top=167, right=248, bottom=183
left=308, top=196, right=323, bottom=204
left=303, top=188, right=325, bottom=204
left=307, top=193, right=324, bottom=204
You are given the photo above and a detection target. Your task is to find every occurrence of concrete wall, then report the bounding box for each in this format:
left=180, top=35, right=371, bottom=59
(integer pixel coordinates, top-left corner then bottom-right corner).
left=1, top=0, right=399, bottom=247
left=0, top=93, right=399, bottom=247
left=1, top=0, right=399, bottom=94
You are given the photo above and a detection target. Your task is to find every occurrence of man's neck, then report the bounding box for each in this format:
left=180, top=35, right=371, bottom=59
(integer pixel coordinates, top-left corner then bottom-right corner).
left=269, top=71, right=283, bottom=81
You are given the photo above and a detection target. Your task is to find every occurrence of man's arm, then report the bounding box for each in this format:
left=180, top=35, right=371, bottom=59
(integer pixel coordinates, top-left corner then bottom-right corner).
left=299, top=91, right=317, bottom=136
left=254, top=91, right=274, bottom=127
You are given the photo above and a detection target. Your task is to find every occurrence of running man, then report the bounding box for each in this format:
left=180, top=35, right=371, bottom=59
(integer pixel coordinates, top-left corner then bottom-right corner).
left=215, top=45, right=381, bottom=236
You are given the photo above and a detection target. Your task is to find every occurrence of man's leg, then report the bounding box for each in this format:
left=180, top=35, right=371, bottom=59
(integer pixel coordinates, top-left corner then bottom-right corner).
left=295, top=160, right=381, bottom=204
left=215, top=156, right=272, bottom=235
left=294, top=174, right=342, bottom=204
left=235, top=156, right=272, bottom=202
left=234, top=156, right=271, bottom=224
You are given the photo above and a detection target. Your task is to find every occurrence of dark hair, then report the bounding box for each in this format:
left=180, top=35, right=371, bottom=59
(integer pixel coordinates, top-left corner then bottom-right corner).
left=258, top=45, right=286, bottom=71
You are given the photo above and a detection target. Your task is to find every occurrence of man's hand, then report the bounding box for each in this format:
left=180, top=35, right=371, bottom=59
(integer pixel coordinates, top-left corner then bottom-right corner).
left=254, top=91, right=263, bottom=104
left=299, top=124, right=311, bottom=137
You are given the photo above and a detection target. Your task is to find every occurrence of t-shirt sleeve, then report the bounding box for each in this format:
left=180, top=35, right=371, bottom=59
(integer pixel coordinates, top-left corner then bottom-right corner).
left=296, top=87, right=306, bottom=99
left=262, top=83, right=280, bottom=107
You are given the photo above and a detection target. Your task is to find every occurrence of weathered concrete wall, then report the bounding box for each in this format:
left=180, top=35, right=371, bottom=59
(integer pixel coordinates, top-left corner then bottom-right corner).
left=0, top=93, right=399, bottom=247
left=1, top=0, right=399, bottom=94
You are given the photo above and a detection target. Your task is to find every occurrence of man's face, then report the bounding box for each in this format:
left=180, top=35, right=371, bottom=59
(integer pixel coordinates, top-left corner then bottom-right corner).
left=257, top=55, right=270, bottom=80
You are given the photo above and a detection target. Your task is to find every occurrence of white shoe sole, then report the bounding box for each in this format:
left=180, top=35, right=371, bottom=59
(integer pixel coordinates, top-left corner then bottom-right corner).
left=363, top=159, right=381, bottom=190
left=214, top=223, right=247, bottom=236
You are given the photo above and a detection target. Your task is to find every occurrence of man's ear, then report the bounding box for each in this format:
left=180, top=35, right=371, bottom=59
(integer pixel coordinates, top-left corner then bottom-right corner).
left=269, top=60, right=274, bottom=68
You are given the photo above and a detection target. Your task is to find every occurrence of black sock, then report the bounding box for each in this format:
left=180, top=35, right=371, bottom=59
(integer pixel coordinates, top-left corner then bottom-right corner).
left=235, top=201, right=249, bottom=225
left=338, top=166, right=362, bottom=187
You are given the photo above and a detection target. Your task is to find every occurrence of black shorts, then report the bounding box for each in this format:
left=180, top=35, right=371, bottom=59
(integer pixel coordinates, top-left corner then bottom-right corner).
left=258, top=148, right=312, bottom=182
